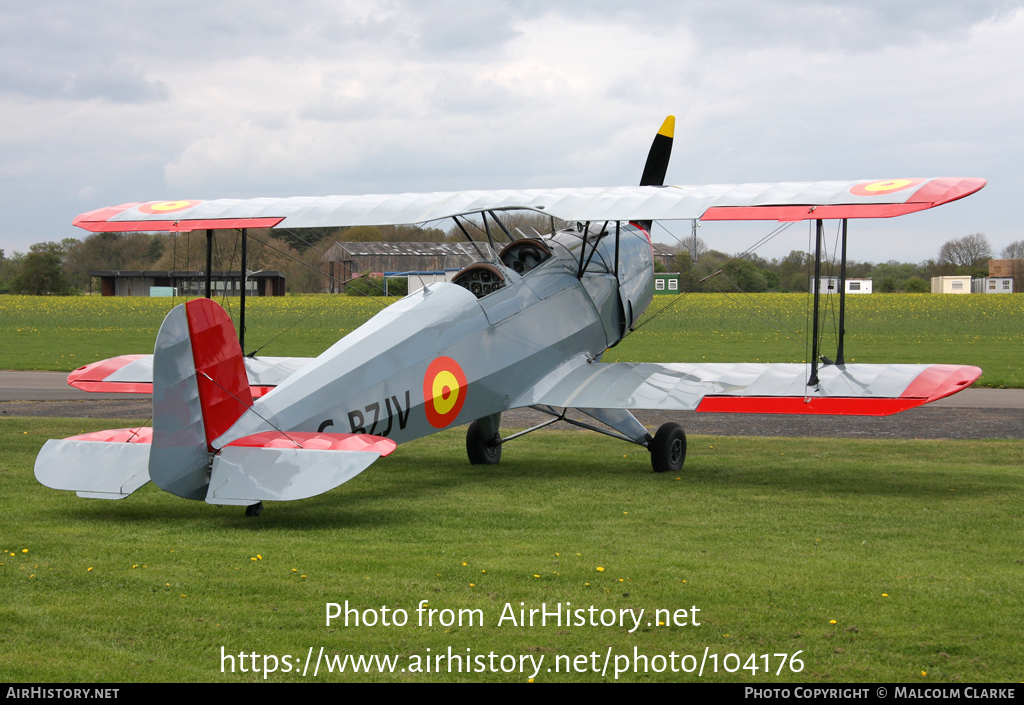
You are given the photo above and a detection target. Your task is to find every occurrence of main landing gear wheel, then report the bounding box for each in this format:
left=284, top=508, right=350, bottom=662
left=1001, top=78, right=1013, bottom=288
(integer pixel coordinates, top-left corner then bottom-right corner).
left=649, top=422, right=686, bottom=474
left=466, top=420, right=502, bottom=465
left=245, top=501, right=263, bottom=517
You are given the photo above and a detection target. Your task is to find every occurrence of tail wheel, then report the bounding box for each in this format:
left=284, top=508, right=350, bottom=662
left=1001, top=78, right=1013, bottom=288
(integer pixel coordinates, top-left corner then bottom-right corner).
left=650, top=422, right=686, bottom=473
left=245, top=501, right=263, bottom=517
left=466, top=420, right=502, bottom=465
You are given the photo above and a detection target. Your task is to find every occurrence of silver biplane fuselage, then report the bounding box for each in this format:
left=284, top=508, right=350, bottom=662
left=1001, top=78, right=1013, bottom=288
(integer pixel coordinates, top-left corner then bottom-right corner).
left=215, top=224, right=655, bottom=450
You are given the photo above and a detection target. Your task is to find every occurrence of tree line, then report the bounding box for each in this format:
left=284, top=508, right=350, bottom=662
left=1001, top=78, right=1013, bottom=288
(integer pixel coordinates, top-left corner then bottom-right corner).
left=0, top=223, right=1020, bottom=296
left=667, top=233, right=1023, bottom=294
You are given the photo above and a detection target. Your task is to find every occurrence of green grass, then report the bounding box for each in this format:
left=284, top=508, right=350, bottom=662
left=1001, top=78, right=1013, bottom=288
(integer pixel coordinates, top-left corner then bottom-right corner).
left=1, top=293, right=1021, bottom=387
left=3, top=418, right=1022, bottom=682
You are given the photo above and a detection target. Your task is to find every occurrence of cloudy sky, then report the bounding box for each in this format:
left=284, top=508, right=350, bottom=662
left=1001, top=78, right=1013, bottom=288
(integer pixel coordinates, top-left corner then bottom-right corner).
left=1, top=1, right=1021, bottom=262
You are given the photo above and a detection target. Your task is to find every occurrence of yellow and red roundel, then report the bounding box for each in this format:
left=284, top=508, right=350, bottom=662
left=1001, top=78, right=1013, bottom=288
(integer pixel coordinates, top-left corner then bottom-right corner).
left=849, top=179, right=924, bottom=197
left=138, top=200, right=202, bottom=215
left=423, top=356, right=468, bottom=429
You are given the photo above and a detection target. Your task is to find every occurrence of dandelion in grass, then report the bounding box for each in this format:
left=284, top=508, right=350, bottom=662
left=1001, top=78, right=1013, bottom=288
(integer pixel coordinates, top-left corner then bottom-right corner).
left=596, top=567, right=604, bottom=572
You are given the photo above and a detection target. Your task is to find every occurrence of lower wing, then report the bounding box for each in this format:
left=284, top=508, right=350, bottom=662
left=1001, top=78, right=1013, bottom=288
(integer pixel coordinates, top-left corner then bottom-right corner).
left=67, top=354, right=313, bottom=397
left=512, top=355, right=981, bottom=416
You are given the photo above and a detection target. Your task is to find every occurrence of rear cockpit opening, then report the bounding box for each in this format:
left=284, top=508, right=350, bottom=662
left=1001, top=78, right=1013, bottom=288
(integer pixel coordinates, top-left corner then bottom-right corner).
left=499, top=238, right=552, bottom=274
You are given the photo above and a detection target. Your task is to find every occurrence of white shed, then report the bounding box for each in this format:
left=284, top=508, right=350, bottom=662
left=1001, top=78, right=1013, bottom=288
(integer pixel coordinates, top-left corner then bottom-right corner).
left=931, top=276, right=971, bottom=294
left=845, top=278, right=872, bottom=294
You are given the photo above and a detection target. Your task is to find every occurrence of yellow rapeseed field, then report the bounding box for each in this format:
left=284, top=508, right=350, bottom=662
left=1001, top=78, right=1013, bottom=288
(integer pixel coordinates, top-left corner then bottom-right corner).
left=0, top=292, right=1020, bottom=386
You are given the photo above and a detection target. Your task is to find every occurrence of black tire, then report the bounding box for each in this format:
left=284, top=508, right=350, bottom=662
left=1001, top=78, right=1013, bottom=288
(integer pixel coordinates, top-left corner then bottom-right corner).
left=466, top=420, right=502, bottom=465
left=650, top=423, right=686, bottom=473
left=245, top=501, right=263, bottom=517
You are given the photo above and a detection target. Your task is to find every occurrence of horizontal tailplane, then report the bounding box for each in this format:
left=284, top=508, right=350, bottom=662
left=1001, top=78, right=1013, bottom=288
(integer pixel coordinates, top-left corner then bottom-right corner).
left=34, top=427, right=152, bottom=500
left=205, top=432, right=397, bottom=505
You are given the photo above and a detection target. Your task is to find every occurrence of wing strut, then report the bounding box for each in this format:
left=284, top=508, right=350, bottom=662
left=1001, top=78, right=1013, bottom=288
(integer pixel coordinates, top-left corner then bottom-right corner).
left=808, top=219, right=824, bottom=386
left=487, top=211, right=516, bottom=241
left=614, top=220, right=621, bottom=281
left=205, top=229, right=214, bottom=298
left=576, top=221, right=591, bottom=279
left=809, top=217, right=852, bottom=384
left=480, top=211, right=497, bottom=250
left=239, top=227, right=248, bottom=354
left=836, top=218, right=848, bottom=365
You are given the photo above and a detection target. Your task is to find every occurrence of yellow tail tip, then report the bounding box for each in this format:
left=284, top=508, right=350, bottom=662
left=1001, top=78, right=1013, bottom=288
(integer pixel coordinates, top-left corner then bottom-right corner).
left=657, top=115, right=675, bottom=139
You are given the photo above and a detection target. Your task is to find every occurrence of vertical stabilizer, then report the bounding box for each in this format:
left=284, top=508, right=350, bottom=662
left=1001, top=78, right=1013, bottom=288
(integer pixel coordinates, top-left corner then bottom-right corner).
left=150, top=299, right=251, bottom=500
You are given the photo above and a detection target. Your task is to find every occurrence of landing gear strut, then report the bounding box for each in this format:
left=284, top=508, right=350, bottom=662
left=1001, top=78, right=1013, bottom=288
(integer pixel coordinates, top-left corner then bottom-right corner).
left=649, top=422, right=686, bottom=473
left=245, top=501, right=263, bottom=517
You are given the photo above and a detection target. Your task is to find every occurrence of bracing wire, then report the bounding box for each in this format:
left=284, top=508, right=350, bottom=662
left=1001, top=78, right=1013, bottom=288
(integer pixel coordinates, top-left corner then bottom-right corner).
left=632, top=220, right=795, bottom=335
left=244, top=232, right=389, bottom=306
left=709, top=272, right=813, bottom=359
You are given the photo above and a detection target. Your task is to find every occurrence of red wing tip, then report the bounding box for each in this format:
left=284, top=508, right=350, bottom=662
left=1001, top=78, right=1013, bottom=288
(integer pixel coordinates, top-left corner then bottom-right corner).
left=901, top=364, right=983, bottom=403
left=72, top=203, right=142, bottom=227
left=67, top=355, right=147, bottom=386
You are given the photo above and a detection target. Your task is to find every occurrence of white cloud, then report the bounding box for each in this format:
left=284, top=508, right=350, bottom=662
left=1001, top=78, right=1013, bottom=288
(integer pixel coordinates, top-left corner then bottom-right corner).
left=0, top=1, right=1021, bottom=260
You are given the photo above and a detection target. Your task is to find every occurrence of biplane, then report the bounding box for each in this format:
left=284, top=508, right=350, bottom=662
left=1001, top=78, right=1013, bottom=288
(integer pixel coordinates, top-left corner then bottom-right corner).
left=35, top=117, right=985, bottom=515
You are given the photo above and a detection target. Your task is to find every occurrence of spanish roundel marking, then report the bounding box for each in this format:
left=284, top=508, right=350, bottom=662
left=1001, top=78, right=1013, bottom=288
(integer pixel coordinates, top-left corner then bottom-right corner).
left=849, top=179, right=924, bottom=197
left=423, top=356, right=468, bottom=429
left=138, top=200, right=202, bottom=215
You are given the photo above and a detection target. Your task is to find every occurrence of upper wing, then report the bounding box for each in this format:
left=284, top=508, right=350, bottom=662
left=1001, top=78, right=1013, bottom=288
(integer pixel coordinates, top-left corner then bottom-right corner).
left=513, top=355, right=981, bottom=416
left=73, top=178, right=985, bottom=232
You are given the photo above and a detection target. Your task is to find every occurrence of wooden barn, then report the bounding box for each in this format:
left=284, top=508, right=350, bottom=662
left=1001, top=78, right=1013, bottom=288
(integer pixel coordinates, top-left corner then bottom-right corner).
left=322, top=242, right=473, bottom=292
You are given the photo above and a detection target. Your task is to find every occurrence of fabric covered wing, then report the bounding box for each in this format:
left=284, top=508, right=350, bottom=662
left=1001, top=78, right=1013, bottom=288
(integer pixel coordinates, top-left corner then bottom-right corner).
left=73, top=178, right=985, bottom=232
left=68, top=354, right=313, bottom=396
left=512, top=356, right=981, bottom=416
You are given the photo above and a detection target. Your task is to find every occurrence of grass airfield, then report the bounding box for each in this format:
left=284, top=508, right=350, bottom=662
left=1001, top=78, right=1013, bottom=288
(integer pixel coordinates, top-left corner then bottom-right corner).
left=1, top=293, right=1022, bottom=682
left=2, top=418, right=1022, bottom=682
